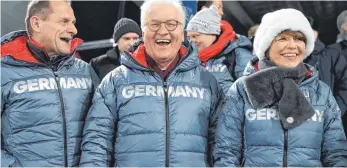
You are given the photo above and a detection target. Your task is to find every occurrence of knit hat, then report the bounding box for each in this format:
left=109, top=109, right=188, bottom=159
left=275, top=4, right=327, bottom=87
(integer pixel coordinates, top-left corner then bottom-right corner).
left=113, top=18, right=141, bottom=43
left=253, top=8, right=315, bottom=60
left=186, top=5, right=221, bottom=35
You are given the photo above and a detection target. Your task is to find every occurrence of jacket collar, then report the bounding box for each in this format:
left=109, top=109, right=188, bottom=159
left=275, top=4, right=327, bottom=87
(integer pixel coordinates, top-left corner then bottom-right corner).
left=1, top=30, right=83, bottom=64
left=198, top=20, right=236, bottom=64
left=106, top=47, right=120, bottom=61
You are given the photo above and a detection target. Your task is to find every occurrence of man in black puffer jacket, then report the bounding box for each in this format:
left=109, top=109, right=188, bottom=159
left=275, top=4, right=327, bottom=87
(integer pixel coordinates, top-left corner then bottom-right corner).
left=89, top=18, right=141, bottom=79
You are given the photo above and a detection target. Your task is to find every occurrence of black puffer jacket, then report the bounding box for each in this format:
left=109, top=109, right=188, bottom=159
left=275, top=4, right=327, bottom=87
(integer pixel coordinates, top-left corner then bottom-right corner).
left=89, top=47, right=121, bottom=80
left=305, top=38, right=347, bottom=136
left=328, top=40, right=347, bottom=61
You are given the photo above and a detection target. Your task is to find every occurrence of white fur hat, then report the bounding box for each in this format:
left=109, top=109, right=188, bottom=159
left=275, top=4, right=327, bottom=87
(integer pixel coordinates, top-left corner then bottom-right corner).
left=253, top=8, right=315, bottom=60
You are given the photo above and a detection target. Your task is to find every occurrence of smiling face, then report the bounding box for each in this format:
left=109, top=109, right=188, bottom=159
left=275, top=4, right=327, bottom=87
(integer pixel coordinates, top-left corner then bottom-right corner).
left=142, top=4, right=184, bottom=66
left=31, top=1, right=77, bottom=56
left=268, top=31, right=306, bottom=68
left=187, top=31, right=216, bottom=51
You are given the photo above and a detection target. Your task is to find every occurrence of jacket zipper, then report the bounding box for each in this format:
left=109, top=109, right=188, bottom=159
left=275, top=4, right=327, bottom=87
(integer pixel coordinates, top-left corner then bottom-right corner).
left=283, top=129, right=288, bottom=167
left=51, top=65, right=68, bottom=167
left=163, top=81, right=170, bottom=167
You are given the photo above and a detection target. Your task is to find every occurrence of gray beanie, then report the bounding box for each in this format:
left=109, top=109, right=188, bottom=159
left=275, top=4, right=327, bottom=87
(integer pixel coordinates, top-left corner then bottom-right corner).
left=113, top=18, right=141, bottom=43
left=186, top=5, right=221, bottom=35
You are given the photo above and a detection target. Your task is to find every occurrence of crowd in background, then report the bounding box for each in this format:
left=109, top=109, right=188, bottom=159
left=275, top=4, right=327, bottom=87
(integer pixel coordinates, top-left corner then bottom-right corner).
left=1, top=0, right=347, bottom=167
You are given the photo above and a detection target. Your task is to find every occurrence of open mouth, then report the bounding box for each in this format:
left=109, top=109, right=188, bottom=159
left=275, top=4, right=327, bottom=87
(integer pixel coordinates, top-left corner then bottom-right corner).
left=60, top=37, right=71, bottom=44
left=156, top=39, right=171, bottom=46
left=281, top=53, right=298, bottom=59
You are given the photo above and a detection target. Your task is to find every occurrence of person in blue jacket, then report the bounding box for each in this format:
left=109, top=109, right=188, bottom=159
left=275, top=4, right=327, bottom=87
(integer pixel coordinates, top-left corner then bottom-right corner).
left=213, top=8, right=347, bottom=167
left=186, top=5, right=253, bottom=94
left=1, top=0, right=99, bottom=167
left=79, top=0, right=223, bottom=167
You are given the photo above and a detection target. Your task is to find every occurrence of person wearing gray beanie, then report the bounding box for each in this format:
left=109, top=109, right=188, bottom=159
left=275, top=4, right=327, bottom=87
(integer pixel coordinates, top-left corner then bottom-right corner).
left=89, top=18, right=141, bottom=79
left=186, top=5, right=253, bottom=94
left=187, top=5, right=221, bottom=36
left=214, top=8, right=347, bottom=167
left=328, top=10, right=347, bottom=60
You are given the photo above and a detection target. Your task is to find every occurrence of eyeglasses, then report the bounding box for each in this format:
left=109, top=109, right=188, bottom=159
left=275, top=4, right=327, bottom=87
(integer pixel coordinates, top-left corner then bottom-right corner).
left=145, top=20, right=182, bottom=32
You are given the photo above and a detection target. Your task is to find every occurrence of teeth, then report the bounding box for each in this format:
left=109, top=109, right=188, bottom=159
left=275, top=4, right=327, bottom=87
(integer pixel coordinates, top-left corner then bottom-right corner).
left=282, top=53, right=297, bottom=57
left=156, top=39, right=170, bottom=43
left=61, top=37, right=72, bottom=41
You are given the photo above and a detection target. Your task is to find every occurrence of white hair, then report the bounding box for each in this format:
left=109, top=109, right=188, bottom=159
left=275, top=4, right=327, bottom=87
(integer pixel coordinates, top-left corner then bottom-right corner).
left=140, top=0, right=186, bottom=29
left=336, top=10, right=347, bottom=42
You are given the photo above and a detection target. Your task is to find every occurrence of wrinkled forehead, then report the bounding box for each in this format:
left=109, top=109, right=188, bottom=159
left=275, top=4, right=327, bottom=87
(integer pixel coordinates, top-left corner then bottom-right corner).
left=48, top=2, right=76, bottom=20
left=145, top=4, right=183, bottom=22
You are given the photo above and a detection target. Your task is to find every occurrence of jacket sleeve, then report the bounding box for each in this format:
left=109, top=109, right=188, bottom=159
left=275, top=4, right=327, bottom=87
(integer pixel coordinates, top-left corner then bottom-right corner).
left=88, top=65, right=101, bottom=91
left=89, top=58, right=99, bottom=78
left=80, top=73, right=119, bottom=167
left=1, top=84, right=17, bottom=167
left=321, top=91, right=347, bottom=166
left=1, top=137, right=16, bottom=167
left=213, top=83, right=245, bottom=167
left=332, top=51, right=347, bottom=115
left=234, top=48, right=253, bottom=79
left=207, top=79, right=225, bottom=166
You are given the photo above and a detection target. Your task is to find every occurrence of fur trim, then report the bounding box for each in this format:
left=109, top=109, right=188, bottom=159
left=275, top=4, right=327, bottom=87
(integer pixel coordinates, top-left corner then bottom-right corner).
left=244, top=62, right=315, bottom=129
left=253, top=8, right=315, bottom=60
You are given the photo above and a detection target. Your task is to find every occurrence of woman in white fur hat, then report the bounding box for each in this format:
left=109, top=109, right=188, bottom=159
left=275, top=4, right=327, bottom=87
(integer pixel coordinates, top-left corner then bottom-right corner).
left=213, top=8, right=347, bottom=167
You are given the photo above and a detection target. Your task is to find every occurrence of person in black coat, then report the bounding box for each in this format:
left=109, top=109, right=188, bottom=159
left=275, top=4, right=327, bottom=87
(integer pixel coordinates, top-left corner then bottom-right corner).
left=304, top=16, right=347, bottom=136
left=90, top=18, right=141, bottom=79
left=328, top=10, right=347, bottom=61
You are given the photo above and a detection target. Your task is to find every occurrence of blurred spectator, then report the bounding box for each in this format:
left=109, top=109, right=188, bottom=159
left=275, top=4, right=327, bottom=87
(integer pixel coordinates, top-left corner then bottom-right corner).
left=327, top=10, right=347, bottom=137
left=197, top=0, right=224, bottom=16
left=89, top=18, right=141, bottom=79
left=328, top=10, right=347, bottom=60
left=247, top=24, right=259, bottom=53
left=247, top=24, right=259, bottom=43
left=183, top=0, right=225, bottom=46
left=187, top=5, right=253, bottom=94
left=304, top=16, right=347, bottom=123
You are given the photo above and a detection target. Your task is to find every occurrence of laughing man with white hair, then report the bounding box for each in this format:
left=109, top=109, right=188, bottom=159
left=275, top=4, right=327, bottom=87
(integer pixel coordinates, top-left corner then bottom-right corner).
left=79, top=0, right=224, bottom=167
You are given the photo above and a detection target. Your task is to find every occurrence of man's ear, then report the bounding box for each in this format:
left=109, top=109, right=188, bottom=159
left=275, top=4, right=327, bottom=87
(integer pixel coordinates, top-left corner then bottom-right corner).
left=201, top=5, right=207, bottom=10
left=30, top=16, right=42, bottom=33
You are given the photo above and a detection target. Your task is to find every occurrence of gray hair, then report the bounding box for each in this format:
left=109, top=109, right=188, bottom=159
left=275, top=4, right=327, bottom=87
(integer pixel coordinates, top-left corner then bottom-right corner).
left=140, top=0, right=186, bottom=30
left=336, top=10, right=347, bottom=42
left=25, top=0, right=71, bottom=36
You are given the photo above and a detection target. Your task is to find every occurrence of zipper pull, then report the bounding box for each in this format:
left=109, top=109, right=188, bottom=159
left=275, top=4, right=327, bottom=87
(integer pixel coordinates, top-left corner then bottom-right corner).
left=163, top=82, right=167, bottom=92
left=50, top=64, right=58, bottom=76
